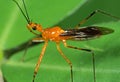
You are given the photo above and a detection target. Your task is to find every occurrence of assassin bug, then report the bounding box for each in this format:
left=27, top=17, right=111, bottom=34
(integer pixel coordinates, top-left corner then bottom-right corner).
left=12, top=0, right=120, bottom=82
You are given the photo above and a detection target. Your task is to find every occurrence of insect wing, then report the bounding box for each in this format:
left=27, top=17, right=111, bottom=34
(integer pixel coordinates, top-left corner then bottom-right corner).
left=60, top=26, right=114, bottom=40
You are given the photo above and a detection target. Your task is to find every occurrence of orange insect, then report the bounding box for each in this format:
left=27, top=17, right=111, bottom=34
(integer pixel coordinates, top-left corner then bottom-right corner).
left=13, top=0, right=120, bottom=82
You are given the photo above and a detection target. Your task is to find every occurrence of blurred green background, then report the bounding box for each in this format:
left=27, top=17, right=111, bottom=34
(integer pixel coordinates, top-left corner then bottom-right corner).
left=0, top=0, right=120, bottom=82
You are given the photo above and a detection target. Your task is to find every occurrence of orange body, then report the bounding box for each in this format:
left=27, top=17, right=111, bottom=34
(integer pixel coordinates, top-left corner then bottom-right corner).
left=27, top=22, right=70, bottom=42
left=42, top=26, right=66, bottom=42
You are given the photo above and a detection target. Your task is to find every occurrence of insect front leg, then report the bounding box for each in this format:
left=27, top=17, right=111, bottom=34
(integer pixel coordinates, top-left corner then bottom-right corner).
left=32, top=40, right=48, bottom=82
left=62, top=40, right=96, bottom=82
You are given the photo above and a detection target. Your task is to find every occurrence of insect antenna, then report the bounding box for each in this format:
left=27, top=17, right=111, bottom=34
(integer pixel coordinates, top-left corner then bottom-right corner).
left=13, top=0, right=31, bottom=23
left=22, top=0, right=31, bottom=23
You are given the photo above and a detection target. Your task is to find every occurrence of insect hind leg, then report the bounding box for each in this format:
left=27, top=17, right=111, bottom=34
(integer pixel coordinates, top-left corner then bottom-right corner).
left=63, top=40, right=96, bottom=82
left=76, top=9, right=120, bottom=28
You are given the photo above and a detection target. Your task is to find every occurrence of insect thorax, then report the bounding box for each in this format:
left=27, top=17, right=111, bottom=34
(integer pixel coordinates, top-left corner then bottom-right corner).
left=42, top=26, right=65, bottom=42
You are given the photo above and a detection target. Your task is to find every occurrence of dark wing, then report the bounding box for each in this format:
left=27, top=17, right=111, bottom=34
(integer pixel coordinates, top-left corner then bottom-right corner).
left=60, top=26, right=114, bottom=40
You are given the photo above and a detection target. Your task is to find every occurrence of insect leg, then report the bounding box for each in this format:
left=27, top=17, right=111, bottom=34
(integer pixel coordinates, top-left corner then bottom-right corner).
left=32, top=40, right=48, bottom=82
left=76, top=9, right=120, bottom=28
left=21, top=40, right=32, bottom=61
left=63, top=40, right=96, bottom=82
left=21, top=38, right=44, bottom=61
left=56, top=42, right=73, bottom=82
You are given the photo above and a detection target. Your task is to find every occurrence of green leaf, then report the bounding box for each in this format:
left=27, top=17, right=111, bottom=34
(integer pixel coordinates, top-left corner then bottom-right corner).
left=1, top=0, right=120, bottom=82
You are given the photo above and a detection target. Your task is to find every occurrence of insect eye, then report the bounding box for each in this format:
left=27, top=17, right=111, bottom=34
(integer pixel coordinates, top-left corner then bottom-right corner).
left=32, top=26, right=37, bottom=30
